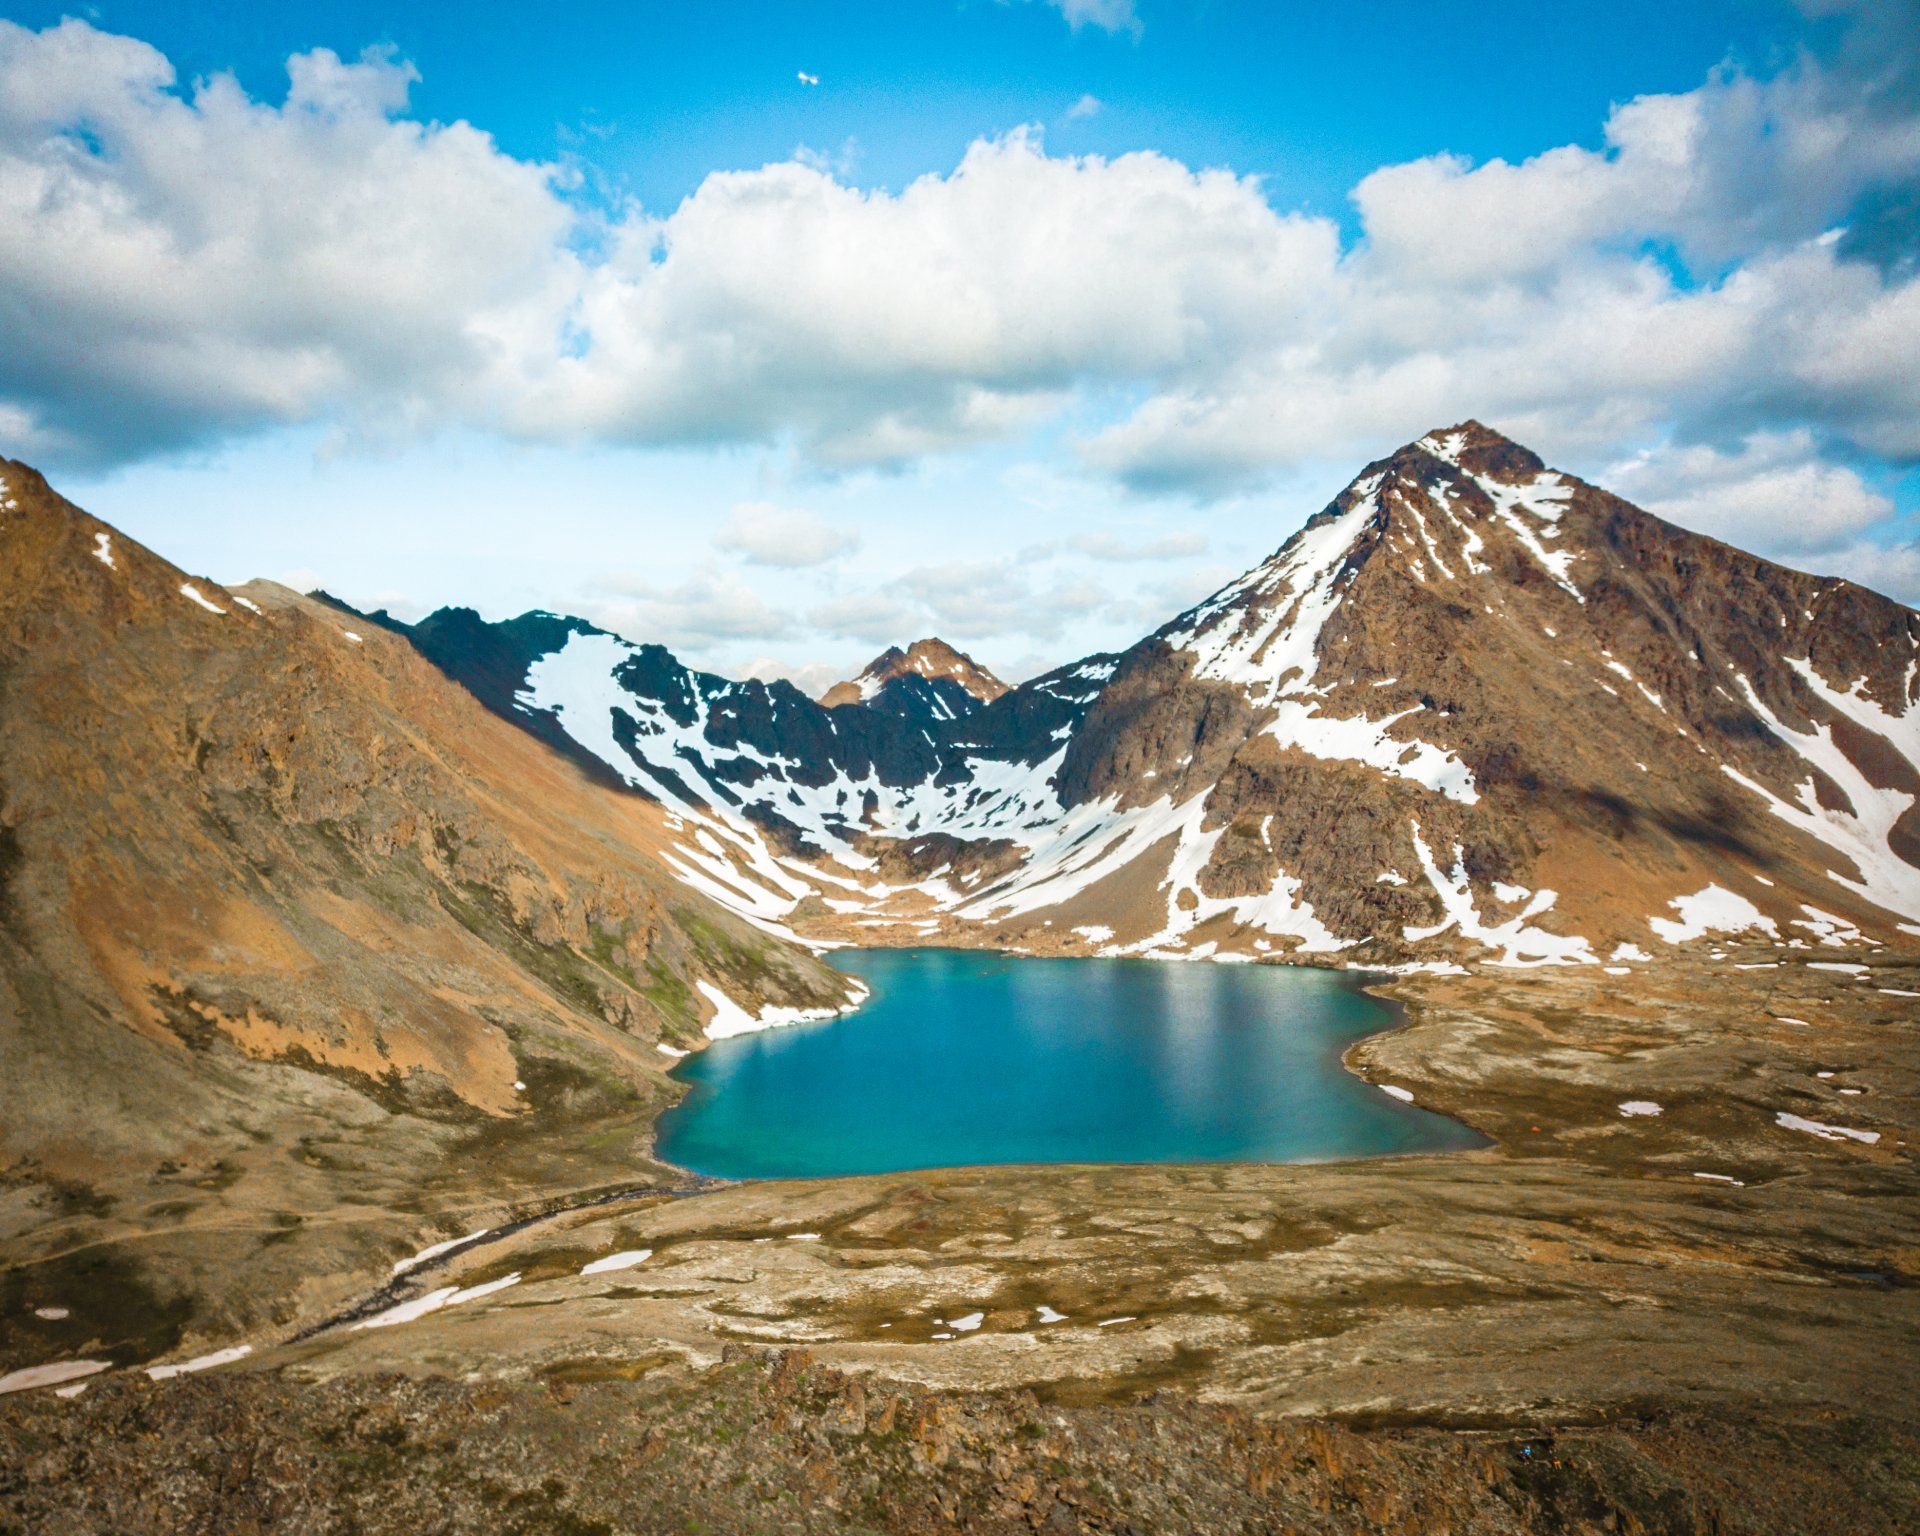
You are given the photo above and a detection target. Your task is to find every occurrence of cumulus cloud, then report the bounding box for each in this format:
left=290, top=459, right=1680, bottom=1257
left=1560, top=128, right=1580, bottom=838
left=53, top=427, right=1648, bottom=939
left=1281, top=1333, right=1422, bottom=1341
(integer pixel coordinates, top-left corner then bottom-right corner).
left=1, top=10, right=1917, bottom=578
left=1101, top=562, right=1239, bottom=631
left=0, top=19, right=571, bottom=466
left=806, top=559, right=1109, bottom=646
left=1819, top=537, right=1920, bottom=606
left=1065, top=93, right=1103, bottom=119
left=897, top=558, right=1106, bottom=639
left=364, top=588, right=430, bottom=622
left=506, top=128, right=1320, bottom=467
left=713, top=501, right=859, bottom=567
left=807, top=591, right=923, bottom=645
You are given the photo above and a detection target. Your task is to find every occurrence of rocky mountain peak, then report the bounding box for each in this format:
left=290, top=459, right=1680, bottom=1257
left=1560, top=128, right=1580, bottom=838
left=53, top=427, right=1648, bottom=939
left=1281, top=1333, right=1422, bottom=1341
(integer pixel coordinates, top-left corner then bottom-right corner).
left=820, top=636, right=1008, bottom=715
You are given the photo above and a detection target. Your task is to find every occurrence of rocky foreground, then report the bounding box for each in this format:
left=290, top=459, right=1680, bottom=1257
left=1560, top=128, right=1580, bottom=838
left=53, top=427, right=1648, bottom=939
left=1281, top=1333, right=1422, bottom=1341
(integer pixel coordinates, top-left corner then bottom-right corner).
left=5, top=1354, right=1915, bottom=1536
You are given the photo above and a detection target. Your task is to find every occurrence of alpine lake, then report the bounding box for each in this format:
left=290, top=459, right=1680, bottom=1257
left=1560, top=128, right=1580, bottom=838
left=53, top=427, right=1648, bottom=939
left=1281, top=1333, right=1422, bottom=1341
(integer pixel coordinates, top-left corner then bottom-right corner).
left=655, top=948, right=1485, bottom=1179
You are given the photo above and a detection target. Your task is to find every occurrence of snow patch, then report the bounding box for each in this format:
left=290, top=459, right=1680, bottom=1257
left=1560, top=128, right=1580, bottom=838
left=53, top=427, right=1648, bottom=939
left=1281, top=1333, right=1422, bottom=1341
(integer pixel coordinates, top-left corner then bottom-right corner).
left=696, top=979, right=858, bottom=1040
left=581, top=1250, right=652, bottom=1275
left=0, top=1360, right=111, bottom=1396
left=1721, top=663, right=1920, bottom=923
left=354, top=1273, right=521, bottom=1330
left=392, top=1228, right=491, bottom=1275
left=147, top=1345, right=252, bottom=1381
left=1775, top=1112, right=1879, bottom=1144
left=1649, top=886, right=1777, bottom=945
left=1405, top=823, right=1593, bottom=966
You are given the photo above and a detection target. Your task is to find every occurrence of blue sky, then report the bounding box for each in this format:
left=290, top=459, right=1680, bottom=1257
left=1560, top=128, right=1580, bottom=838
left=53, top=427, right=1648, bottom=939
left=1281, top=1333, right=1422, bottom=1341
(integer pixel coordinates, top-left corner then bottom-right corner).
left=1, top=0, right=1916, bottom=687
left=12, top=0, right=1794, bottom=216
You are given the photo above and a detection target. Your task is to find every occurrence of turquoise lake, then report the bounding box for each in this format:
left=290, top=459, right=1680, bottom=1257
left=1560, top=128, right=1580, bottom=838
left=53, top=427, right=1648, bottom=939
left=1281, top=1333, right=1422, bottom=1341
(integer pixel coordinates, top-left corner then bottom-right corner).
left=654, top=949, right=1485, bottom=1179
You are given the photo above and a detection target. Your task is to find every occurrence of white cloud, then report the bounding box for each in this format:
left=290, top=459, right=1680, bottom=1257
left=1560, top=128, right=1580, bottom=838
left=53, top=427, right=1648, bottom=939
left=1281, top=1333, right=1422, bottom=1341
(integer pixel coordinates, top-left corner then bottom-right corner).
left=0, top=10, right=1916, bottom=580
left=805, top=559, right=1109, bottom=647
left=897, top=558, right=1106, bottom=639
left=1101, top=562, right=1238, bottom=632
left=0, top=20, right=571, bottom=466
left=365, top=588, right=430, bottom=622
left=1817, top=538, right=1920, bottom=606
left=739, top=654, right=845, bottom=697
left=1035, top=0, right=1141, bottom=37
left=580, top=567, right=794, bottom=651
left=508, top=128, right=1325, bottom=467
left=1605, top=431, right=1893, bottom=555
left=1070, top=528, right=1207, bottom=561
left=807, top=591, right=923, bottom=645
left=713, top=501, right=859, bottom=567
left=1065, top=93, right=1102, bottom=120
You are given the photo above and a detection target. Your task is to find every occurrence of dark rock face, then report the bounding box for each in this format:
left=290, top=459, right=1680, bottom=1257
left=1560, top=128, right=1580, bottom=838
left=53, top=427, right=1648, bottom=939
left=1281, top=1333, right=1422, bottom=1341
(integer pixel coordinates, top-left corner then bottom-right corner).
left=382, top=602, right=1112, bottom=861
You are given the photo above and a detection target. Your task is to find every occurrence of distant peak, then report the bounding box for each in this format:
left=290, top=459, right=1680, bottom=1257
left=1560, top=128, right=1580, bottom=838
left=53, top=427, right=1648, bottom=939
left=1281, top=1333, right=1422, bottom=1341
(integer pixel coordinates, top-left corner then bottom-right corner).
left=821, top=637, right=1008, bottom=709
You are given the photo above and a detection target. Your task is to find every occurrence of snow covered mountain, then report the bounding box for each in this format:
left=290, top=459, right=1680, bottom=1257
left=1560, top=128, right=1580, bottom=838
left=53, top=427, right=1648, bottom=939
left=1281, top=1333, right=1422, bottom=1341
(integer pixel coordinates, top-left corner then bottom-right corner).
left=392, top=423, right=1920, bottom=970
left=819, top=638, right=1009, bottom=719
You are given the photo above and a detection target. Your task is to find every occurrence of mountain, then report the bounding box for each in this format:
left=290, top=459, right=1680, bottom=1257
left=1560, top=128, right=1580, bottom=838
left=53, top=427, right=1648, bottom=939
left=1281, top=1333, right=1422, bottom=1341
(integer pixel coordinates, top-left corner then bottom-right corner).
left=0, top=459, right=855, bottom=1347
left=819, top=637, right=1009, bottom=719
left=392, top=422, right=1920, bottom=968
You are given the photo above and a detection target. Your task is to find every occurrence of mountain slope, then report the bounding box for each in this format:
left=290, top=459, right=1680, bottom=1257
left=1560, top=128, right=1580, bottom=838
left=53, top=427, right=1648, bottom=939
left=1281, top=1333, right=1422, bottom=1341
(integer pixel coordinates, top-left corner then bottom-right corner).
left=408, top=423, right=1920, bottom=967
left=0, top=459, right=854, bottom=1353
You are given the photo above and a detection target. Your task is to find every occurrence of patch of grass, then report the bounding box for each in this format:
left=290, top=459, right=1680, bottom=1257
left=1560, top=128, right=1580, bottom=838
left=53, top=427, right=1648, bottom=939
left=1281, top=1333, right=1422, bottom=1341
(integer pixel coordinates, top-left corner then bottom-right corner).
left=640, top=958, right=695, bottom=1030
left=585, top=924, right=640, bottom=990
left=542, top=1352, right=680, bottom=1384
left=438, top=881, right=610, bottom=1019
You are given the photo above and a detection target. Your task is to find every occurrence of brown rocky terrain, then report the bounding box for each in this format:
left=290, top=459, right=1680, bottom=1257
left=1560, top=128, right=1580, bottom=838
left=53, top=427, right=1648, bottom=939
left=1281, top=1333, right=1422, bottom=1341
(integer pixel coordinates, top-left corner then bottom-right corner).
left=6, top=1355, right=1916, bottom=1536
